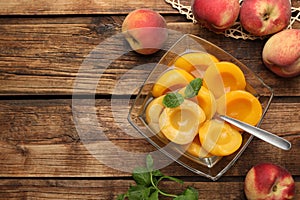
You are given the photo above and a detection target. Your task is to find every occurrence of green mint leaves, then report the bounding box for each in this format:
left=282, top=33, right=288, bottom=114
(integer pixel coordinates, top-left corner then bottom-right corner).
left=162, top=92, right=184, bottom=108
left=184, top=78, right=202, bottom=98
left=117, top=154, right=199, bottom=200
left=163, top=78, right=202, bottom=108
left=117, top=78, right=202, bottom=199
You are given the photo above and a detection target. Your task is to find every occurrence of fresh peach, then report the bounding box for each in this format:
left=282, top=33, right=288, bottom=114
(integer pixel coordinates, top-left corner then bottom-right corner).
left=192, top=0, right=240, bottom=32
left=244, top=163, right=295, bottom=200
left=262, top=29, right=300, bottom=78
left=122, top=9, right=168, bottom=55
left=240, top=0, right=291, bottom=36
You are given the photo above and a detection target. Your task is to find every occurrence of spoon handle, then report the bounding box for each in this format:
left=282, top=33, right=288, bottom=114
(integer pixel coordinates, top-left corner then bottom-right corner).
left=218, top=115, right=291, bottom=151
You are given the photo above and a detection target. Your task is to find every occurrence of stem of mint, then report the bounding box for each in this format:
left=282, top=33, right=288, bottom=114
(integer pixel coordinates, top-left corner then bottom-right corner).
left=117, top=154, right=199, bottom=199
left=150, top=170, right=178, bottom=198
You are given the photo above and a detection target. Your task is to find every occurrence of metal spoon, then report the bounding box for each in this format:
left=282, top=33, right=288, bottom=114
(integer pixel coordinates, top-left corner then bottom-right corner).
left=218, top=115, right=291, bottom=151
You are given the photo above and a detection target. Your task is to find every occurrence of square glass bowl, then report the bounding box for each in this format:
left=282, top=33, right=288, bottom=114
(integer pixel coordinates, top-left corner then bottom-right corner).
left=128, top=34, right=273, bottom=181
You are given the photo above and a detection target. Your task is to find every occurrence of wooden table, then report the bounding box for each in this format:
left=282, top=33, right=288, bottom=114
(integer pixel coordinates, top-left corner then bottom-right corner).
left=0, top=0, right=299, bottom=199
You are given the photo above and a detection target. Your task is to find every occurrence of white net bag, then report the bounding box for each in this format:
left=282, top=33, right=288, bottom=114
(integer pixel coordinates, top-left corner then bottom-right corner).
left=165, top=0, right=300, bottom=40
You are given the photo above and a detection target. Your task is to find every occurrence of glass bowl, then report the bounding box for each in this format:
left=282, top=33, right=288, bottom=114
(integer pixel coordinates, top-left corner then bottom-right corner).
left=128, top=34, right=273, bottom=181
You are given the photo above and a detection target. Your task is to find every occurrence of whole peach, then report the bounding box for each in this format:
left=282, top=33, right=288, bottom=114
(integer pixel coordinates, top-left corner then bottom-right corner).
left=191, top=0, right=240, bottom=32
left=244, top=163, right=295, bottom=200
left=240, top=0, right=291, bottom=36
left=262, top=29, right=300, bottom=78
left=122, top=9, right=168, bottom=55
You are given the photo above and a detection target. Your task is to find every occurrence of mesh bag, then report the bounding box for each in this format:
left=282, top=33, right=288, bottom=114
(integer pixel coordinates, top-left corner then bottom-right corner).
left=165, top=0, right=300, bottom=40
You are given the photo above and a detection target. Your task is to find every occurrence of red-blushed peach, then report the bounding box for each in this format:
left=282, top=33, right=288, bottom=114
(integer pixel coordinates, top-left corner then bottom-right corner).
left=240, top=0, right=291, bottom=36
left=122, top=9, right=168, bottom=55
left=262, top=29, right=300, bottom=78
left=191, top=0, right=240, bottom=32
left=244, top=163, right=295, bottom=200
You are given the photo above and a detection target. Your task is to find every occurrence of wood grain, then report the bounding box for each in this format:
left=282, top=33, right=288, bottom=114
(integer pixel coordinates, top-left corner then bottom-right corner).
left=0, top=17, right=299, bottom=96
left=0, top=1, right=299, bottom=198
left=0, top=179, right=299, bottom=199
left=0, top=0, right=179, bottom=15
left=0, top=99, right=299, bottom=177
left=0, top=0, right=298, bottom=16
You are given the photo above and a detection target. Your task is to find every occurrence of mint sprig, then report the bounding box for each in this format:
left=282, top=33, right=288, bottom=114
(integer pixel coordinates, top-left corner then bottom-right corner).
left=163, top=78, right=202, bottom=108
left=162, top=92, right=184, bottom=108
left=184, top=78, right=202, bottom=98
left=117, top=154, right=199, bottom=200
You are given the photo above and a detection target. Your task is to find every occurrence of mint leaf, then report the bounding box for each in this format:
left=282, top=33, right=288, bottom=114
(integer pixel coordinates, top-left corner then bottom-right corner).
left=148, top=190, right=159, bottom=200
left=173, top=187, right=199, bottom=200
left=163, top=93, right=184, bottom=108
left=132, top=167, right=151, bottom=186
left=152, top=169, right=163, bottom=177
left=184, top=78, right=202, bottom=98
left=116, top=194, right=127, bottom=200
left=127, top=185, right=151, bottom=200
left=161, top=78, right=202, bottom=108
left=116, top=155, right=200, bottom=200
left=146, top=154, right=154, bottom=171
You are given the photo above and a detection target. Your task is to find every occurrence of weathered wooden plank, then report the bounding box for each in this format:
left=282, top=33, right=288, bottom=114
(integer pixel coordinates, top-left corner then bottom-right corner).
left=0, top=179, right=299, bottom=200
left=0, top=99, right=299, bottom=177
left=0, top=99, right=299, bottom=141
left=0, top=0, right=181, bottom=15
left=0, top=138, right=299, bottom=177
left=0, top=0, right=298, bottom=17
left=0, top=17, right=299, bottom=96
